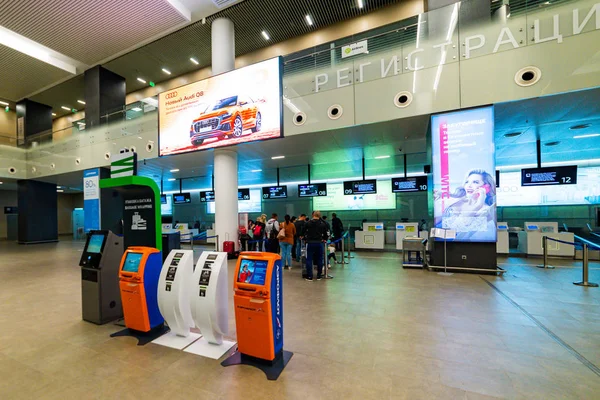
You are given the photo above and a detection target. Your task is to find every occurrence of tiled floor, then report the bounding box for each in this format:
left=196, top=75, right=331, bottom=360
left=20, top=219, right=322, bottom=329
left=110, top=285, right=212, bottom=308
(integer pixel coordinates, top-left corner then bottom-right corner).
left=1, top=240, right=599, bottom=399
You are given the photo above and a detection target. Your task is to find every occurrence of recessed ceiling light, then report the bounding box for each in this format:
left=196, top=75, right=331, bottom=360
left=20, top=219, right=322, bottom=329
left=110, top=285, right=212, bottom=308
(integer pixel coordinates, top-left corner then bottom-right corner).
left=544, top=141, right=560, bottom=146
left=570, top=123, right=591, bottom=130
left=168, top=178, right=177, bottom=181
left=52, top=113, right=56, bottom=116
left=0, top=100, right=8, bottom=106
left=57, top=189, right=64, bottom=192
left=357, top=0, right=364, bottom=9
left=137, top=77, right=147, bottom=84
left=573, top=133, right=600, bottom=139
left=261, top=31, right=270, bottom=40
left=190, top=57, right=199, bottom=65
left=305, top=15, right=314, bottom=26
left=271, top=155, right=284, bottom=160
left=61, top=106, right=70, bottom=111
left=375, top=155, right=390, bottom=159
left=77, top=100, right=86, bottom=105
left=131, top=107, right=142, bottom=112
left=251, top=169, right=262, bottom=173
left=503, top=131, right=522, bottom=138
left=162, top=68, right=171, bottom=75
left=170, top=169, right=180, bottom=172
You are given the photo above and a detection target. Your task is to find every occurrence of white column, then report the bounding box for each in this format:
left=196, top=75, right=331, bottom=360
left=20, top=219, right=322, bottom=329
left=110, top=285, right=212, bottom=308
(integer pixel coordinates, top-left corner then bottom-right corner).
left=212, top=18, right=238, bottom=249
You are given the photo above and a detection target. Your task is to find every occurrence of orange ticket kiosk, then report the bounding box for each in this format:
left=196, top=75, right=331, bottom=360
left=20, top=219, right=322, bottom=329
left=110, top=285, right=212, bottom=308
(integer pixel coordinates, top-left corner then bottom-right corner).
left=117, top=247, right=164, bottom=333
left=222, top=252, right=292, bottom=380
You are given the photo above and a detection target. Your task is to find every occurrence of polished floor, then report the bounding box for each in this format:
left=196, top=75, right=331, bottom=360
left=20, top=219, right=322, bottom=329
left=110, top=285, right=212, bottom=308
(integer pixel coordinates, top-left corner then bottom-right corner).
left=1, top=240, right=599, bottom=399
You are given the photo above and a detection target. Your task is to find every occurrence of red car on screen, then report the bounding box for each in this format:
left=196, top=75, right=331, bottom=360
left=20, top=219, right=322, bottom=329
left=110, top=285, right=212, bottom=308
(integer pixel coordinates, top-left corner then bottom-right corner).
left=189, top=95, right=262, bottom=146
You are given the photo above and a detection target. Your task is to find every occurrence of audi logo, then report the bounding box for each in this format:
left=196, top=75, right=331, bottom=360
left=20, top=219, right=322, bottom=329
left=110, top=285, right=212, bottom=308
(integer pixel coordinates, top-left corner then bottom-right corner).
left=165, top=91, right=178, bottom=99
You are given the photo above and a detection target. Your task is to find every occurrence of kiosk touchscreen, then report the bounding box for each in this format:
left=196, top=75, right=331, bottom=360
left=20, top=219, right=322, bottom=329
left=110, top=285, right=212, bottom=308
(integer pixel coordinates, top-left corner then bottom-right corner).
left=118, top=247, right=164, bottom=332
left=232, top=252, right=283, bottom=362
left=79, top=230, right=123, bottom=324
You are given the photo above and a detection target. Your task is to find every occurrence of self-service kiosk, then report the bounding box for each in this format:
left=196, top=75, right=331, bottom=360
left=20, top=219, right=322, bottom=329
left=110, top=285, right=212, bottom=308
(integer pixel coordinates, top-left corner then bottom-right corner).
left=117, top=247, right=164, bottom=333
left=222, top=252, right=292, bottom=380
left=497, top=223, right=509, bottom=254
left=79, top=230, right=123, bottom=324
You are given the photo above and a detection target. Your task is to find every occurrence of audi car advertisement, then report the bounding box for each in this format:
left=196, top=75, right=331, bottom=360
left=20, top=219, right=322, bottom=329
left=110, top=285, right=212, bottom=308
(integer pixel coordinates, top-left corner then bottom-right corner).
left=158, top=57, right=283, bottom=156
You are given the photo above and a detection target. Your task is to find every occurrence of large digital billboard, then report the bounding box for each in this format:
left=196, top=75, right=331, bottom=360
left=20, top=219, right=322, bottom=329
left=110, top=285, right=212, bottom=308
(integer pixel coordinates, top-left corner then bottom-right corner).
left=159, top=57, right=282, bottom=156
left=313, top=180, right=395, bottom=211
left=431, top=107, right=496, bottom=242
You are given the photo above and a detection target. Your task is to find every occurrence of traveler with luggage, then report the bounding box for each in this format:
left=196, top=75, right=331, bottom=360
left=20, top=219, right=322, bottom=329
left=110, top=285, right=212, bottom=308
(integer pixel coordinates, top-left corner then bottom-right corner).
left=304, top=211, right=329, bottom=281
left=294, top=214, right=307, bottom=262
left=265, top=213, right=280, bottom=254
left=278, top=215, right=296, bottom=269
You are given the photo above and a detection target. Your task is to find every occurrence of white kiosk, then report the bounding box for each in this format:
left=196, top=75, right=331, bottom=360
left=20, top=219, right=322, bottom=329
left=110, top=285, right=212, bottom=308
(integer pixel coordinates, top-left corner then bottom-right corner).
left=395, top=223, right=419, bottom=250
left=497, top=222, right=509, bottom=254
left=154, top=250, right=200, bottom=349
left=185, top=251, right=236, bottom=359
left=355, top=222, right=385, bottom=250
left=517, top=222, right=574, bottom=257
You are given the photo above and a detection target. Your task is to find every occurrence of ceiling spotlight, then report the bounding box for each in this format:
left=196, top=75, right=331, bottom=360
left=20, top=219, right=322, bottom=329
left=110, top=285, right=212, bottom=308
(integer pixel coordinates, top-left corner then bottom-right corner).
left=131, top=107, right=142, bottom=112
left=358, top=0, right=364, bottom=9
left=168, top=178, right=177, bottom=181
left=137, top=77, right=147, bottom=84
left=570, top=123, right=591, bottom=130
left=251, top=169, right=262, bottom=173
left=61, top=106, right=70, bottom=111
left=544, top=141, right=560, bottom=147
left=162, top=68, right=171, bottom=75
left=0, top=100, right=8, bottom=106
left=170, top=168, right=180, bottom=172
left=271, top=155, right=284, bottom=160
left=261, top=31, right=270, bottom=40
left=573, top=133, right=600, bottom=139
left=375, top=155, right=390, bottom=159
left=305, top=15, right=314, bottom=26
left=503, top=131, right=522, bottom=138
left=190, top=57, right=199, bottom=65
left=77, top=100, right=86, bottom=105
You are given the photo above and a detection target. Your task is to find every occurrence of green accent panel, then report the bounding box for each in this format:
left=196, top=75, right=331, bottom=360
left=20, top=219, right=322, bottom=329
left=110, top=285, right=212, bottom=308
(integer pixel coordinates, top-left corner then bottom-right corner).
left=111, top=156, right=135, bottom=167
left=100, top=176, right=162, bottom=251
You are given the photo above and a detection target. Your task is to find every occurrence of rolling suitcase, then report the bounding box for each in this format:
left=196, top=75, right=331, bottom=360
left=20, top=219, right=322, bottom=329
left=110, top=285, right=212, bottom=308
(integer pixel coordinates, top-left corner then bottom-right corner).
left=223, top=241, right=236, bottom=259
left=301, top=239, right=308, bottom=279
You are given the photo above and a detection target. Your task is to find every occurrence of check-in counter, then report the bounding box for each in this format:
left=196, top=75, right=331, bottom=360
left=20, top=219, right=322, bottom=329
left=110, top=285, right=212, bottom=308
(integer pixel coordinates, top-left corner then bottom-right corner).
left=497, top=222, right=509, bottom=254
left=517, top=222, right=574, bottom=256
left=355, top=223, right=385, bottom=250
left=395, top=223, right=419, bottom=250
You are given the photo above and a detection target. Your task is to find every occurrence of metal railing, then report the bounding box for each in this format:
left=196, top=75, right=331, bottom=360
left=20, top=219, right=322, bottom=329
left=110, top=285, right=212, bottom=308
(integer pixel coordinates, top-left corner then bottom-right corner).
left=539, top=235, right=599, bottom=287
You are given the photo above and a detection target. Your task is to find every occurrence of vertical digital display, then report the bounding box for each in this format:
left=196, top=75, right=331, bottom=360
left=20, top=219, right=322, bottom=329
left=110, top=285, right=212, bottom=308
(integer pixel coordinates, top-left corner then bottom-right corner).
left=262, top=186, right=287, bottom=199
left=431, top=106, right=496, bottom=242
left=343, top=180, right=377, bottom=195
left=298, top=183, right=327, bottom=197
left=238, top=188, right=251, bottom=200
left=391, top=176, right=428, bottom=192
left=200, top=191, right=215, bottom=202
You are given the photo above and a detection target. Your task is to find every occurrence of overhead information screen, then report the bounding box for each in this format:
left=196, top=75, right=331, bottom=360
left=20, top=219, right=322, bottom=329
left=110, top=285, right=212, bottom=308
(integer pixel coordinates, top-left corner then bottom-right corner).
left=392, top=176, right=428, bottom=192
left=200, top=191, right=215, bottom=202
left=521, top=166, right=578, bottom=186
left=173, top=192, right=192, bottom=204
left=238, top=188, right=250, bottom=200
left=343, top=180, right=377, bottom=195
left=298, top=183, right=327, bottom=197
left=262, top=186, right=287, bottom=199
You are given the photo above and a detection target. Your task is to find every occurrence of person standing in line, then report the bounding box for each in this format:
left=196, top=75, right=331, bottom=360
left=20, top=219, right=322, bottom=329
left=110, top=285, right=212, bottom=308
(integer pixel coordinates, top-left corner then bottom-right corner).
left=331, top=213, right=344, bottom=251
left=290, top=216, right=297, bottom=259
left=279, top=215, right=296, bottom=270
left=265, top=213, right=280, bottom=254
left=304, top=211, right=328, bottom=281
left=294, top=214, right=307, bottom=262
left=253, top=215, right=266, bottom=251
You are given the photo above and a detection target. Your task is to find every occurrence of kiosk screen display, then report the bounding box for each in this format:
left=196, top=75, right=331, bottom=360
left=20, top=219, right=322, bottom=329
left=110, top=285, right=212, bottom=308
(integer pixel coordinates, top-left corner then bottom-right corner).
left=123, top=252, right=143, bottom=273
left=87, top=234, right=105, bottom=253
left=237, top=259, right=268, bottom=285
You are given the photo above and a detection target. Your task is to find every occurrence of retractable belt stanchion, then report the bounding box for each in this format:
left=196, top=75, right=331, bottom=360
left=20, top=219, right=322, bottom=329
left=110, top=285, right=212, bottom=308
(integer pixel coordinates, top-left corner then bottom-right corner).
left=574, top=244, right=599, bottom=287
left=537, top=236, right=555, bottom=269
left=340, top=233, right=346, bottom=266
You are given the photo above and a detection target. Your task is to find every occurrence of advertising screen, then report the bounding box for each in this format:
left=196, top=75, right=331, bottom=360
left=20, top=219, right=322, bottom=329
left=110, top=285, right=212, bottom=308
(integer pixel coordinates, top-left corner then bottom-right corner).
left=238, top=188, right=250, bottom=200
left=313, top=180, right=395, bottom=211
left=298, top=183, right=327, bottom=197
left=159, top=57, right=282, bottom=156
left=237, top=259, right=268, bottom=285
left=86, top=234, right=105, bottom=254
left=262, top=186, right=287, bottom=199
left=521, top=165, right=578, bottom=186
left=123, top=252, right=143, bottom=273
left=392, top=176, right=428, bottom=192
left=431, top=106, right=496, bottom=242
left=173, top=193, right=191, bottom=204
left=343, top=180, right=377, bottom=195
left=207, top=188, right=261, bottom=213
left=200, top=191, right=215, bottom=202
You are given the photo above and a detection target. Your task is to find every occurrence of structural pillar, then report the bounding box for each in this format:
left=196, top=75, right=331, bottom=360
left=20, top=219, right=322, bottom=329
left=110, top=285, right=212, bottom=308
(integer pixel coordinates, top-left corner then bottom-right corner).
left=15, top=99, right=53, bottom=146
left=84, top=65, right=126, bottom=129
left=17, top=180, right=58, bottom=244
left=211, top=18, right=238, bottom=250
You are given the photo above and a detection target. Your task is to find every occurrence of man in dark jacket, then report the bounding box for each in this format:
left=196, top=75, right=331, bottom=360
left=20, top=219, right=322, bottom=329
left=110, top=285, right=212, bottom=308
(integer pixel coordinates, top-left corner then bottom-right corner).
left=304, top=211, right=329, bottom=281
left=331, top=213, right=344, bottom=250
left=294, top=214, right=307, bottom=262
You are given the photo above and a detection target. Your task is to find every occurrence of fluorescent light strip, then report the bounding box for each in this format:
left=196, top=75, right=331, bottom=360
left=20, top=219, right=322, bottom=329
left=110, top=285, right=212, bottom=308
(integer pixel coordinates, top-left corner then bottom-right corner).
left=251, top=169, right=262, bottom=173
left=358, top=0, right=364, bottom=9
left=375, top=155, right=390, bottom=159
left=170, top=169, right=180, bottom=172
left=271, top=155, right=285, bottom=160
left=137, top=77, right=147, bottom=84
left=52, top=113, right=56, bottom=116
left=573, top=133, right=600, bottom=139
left=162, top=68, right=171, bottom=75
left=168, top=178, right=177, bottom=181
left=190, top=57, right=199, bottom=65
left=0, top=101, right=8, bottom=106
left=305, top=15, right=314, bottom=26
left=77, top=100, right=86, bottom=105
left=60, top=106, right=70, bottom=111
left=261, top=31, right=270, bottom=40
left=57, top=189, right=64, bottom=193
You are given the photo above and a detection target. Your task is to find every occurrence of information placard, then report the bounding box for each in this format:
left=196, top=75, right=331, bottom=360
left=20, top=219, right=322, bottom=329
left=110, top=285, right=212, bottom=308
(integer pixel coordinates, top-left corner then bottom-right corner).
left=343, top=180, right=377, bottom=195
left=200, top=191, right=215, bottom=202
left=238, top=188, right=250, bottom=201
left=391, top=176, right=428, bottom=192
left=521, top=166, right=577, bottom=186
left=262, top=186, right=287, bottom=199
left=298, top=183, right=327, bottom=197
left=173, top=193, right=192, bottom=204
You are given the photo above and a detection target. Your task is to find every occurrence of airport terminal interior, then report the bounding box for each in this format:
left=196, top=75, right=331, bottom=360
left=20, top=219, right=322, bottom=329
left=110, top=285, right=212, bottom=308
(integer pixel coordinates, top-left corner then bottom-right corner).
left=1, top=0, right=600, bottom=399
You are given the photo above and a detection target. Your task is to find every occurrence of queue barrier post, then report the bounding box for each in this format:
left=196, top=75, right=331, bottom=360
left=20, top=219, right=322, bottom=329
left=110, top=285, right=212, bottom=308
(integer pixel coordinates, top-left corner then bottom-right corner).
left=341, top=234, right=346, bottom=267
left=574, top=244, right=599, bottom=287
left=215, top=235, right=219, bottom=252
left=537, top=236, right=555, bottom=269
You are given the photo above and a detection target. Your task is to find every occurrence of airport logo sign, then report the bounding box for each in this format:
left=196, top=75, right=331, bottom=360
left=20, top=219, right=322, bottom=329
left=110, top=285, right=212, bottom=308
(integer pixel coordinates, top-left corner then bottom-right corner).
left=341, top=40, right=368, bottom=59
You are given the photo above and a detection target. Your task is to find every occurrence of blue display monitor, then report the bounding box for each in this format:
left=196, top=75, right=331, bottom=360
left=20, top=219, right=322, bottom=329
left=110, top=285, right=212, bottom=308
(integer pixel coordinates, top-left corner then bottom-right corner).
left=527, top=225, right=539, bottom=231
left=237, top=259, right=268, bottom=285
left=86, top=234, right=106, bottom=253
left=123, top=252, right=143, bottom=273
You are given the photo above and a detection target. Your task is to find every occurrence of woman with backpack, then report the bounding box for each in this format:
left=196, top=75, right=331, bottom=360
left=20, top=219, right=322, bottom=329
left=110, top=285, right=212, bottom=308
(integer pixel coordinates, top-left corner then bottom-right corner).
left=253, top=215, right=267, bottom=251
left=278, top=214, right=296, bottom=269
